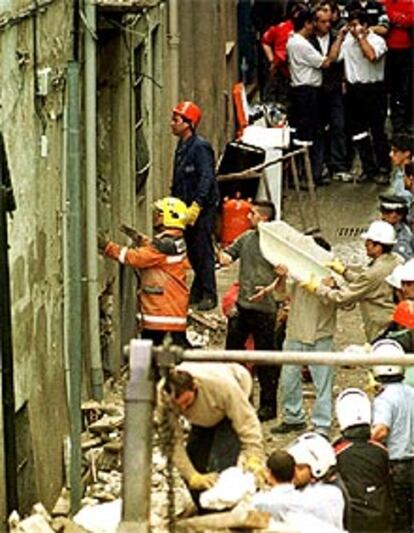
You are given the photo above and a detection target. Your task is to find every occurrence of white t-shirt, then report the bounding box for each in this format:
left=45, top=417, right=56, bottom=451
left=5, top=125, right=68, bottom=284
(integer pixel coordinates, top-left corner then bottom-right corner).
left=339, top=31, right=387, bottom=84
left=252, top=482, right=345, bottom=530
left=317, top=33, right=330, bottom=56
left=287, top=33, right=325, bottom=87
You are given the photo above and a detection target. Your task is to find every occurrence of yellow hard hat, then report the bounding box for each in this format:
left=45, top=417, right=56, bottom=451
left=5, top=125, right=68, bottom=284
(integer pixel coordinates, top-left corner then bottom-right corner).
left=154, top=197, right=188, bottom=230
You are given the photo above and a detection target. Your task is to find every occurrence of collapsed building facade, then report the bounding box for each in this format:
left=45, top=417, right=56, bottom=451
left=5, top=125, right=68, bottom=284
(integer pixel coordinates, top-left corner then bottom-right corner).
left=0, top=0, right=238, bottom=525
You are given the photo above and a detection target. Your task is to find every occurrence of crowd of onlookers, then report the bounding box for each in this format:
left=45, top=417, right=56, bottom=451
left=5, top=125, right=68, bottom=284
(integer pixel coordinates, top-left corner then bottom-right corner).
left=259, top=0, right=413, bottom=186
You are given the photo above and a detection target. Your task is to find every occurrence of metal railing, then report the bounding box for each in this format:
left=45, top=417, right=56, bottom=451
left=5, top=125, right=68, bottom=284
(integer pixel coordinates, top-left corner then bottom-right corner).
left=119, top=339, right=414, bottom=532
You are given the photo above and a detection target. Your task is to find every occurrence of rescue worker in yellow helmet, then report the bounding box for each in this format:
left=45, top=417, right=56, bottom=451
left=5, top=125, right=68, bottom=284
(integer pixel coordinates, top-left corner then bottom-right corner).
left=99, top=197, right=190, bottom=347
left=170, top=101, right=219, bottom=312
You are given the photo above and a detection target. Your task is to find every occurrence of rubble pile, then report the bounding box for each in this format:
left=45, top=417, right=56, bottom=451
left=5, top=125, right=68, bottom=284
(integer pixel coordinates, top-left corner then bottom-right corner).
left=76, top=395, right=195, bottom=531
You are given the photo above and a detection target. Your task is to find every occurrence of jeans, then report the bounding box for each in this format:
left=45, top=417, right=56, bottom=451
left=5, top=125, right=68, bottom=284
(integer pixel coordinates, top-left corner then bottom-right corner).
left=281, top=337, right=334, bottom=431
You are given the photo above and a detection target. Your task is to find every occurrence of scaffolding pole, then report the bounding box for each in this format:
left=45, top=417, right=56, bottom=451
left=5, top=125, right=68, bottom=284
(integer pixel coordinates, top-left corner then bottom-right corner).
left=179, top=348, right=414, bottom=366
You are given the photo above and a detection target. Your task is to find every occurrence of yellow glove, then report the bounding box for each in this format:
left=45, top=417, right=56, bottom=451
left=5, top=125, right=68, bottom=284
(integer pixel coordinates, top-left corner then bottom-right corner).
left=186, top=201, right=201, bottom=226
left=188, top=471, right=218, bottom=490
left=365, top=370, right=383, bottom=396
left=299, top=273, right=320, bottom=294
left=244, top=455, right=267, bottom=488
left=325, top=258, right=346, bottom=275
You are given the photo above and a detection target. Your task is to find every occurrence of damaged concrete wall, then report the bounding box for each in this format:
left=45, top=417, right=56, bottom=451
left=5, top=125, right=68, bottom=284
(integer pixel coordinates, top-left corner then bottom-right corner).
left=178, top=0, right=238, bottom=157
left=0, top=0, right=240, bottom=523
left=96, top=4, right=170, bottom=372
left=0, top=0, right=72, bottom=515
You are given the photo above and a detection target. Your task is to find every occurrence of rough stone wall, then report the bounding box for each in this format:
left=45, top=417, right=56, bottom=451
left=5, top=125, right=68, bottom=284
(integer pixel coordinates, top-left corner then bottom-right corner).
left=0, top=0, right=72, bottom=514
left=178, top=0, right=238, bottom=158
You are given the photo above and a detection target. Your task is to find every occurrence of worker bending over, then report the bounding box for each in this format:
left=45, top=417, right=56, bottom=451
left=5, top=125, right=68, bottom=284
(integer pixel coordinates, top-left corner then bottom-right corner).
left=159, top=362, right=265, bottom=506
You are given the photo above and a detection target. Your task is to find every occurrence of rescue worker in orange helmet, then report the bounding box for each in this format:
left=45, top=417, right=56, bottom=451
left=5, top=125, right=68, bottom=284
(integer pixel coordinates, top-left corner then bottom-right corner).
left=98, top=197, right=190, bottom=348
left=170, top=101, right=219, bottom=312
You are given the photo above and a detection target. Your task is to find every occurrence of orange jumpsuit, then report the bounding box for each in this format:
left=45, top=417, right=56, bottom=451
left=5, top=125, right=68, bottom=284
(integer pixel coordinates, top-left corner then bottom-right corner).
left=104, top=229, right=189, bottom=333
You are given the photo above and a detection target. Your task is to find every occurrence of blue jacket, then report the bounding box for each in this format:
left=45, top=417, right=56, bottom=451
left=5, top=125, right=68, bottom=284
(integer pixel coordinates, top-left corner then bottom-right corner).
left=172, top=134, right=219, bottom=209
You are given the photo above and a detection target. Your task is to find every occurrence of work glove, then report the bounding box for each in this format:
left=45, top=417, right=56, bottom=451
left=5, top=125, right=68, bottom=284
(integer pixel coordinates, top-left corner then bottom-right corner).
left=299, top=273, right=320, bottom=294
left=188, top=471, right=218, bottom=491
left=186, top=201, right=201, bottom=226
left=97, top=231, right=110, bottom=254
left=365, top=370, right=383, bottom=396
left=325, top=258, right=346, bottom=275
left=119, top=223, right=147, bottom=247
left=243, top=455, right=268, bottom=489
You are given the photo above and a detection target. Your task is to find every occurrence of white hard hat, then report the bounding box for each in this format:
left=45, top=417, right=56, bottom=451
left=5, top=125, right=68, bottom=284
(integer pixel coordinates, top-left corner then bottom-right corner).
left=398, top=258, right=414, bottom=282
left=385, top=264, right=404, bottom=289
left=371, top=339, right=405, bottom=378
left=335, top=388, right=371, bottom=431
left=288, top=432, right=336, bottom=479
left=361, top=220, right=396, bottom=245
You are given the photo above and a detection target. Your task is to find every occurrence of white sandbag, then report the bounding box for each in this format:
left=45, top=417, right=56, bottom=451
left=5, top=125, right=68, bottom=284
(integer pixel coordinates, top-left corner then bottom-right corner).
left=74, top=499, right=121, bottom=533
left=199, top=467, right=256, bottom=511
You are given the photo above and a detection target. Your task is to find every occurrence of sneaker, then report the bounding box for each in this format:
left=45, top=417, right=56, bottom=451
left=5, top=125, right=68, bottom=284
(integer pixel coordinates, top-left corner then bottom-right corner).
left=332, top=171, right=353, bottom=183
left=258, top=405, right=277, bottom=422
left=197, top=296, right=217, bottom=312
left=270, top=421, right=306, bottom=435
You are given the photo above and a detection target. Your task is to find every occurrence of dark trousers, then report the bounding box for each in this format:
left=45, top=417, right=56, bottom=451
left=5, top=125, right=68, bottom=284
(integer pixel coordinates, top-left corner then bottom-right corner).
left=185, top=207, right=217, bottom=301
left=318, top=88, right=348, bottom=173
left=386, top=49, right=414, bottom=134
left=225, top=306, right=280, bottom=411
left=141, top=329, right=189, bottom=348
left=186, top=418, right=241, bottom=508
left=347, top=81, right=390, bottom=175
left=289, top=85, right=323, bottom=182
left=390, top=459, right=414, bottom=533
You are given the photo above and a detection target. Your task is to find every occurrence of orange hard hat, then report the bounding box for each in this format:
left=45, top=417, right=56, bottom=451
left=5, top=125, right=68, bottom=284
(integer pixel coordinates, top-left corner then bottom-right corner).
left=172, top=101, right=202, bottom=128
left=393, top=299, right=414, bottom=329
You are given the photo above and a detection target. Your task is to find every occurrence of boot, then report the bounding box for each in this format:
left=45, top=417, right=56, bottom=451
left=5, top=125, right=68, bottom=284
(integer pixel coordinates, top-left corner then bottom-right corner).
left=258, top=404, right=277, bottom=422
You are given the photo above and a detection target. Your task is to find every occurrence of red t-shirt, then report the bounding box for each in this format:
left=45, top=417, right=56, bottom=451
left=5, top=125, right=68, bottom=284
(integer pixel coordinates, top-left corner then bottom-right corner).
left=261, top=19, right=294, bottom=76
left=383, top=0, right=414, bottom=49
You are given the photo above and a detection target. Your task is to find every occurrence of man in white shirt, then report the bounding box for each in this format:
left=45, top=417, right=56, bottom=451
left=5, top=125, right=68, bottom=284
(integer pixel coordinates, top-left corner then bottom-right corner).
left=252, top=433, right=347, bottom=531
left=339, top=9, right=390, bottom=184
left=287, top=6, right=345, bottom=186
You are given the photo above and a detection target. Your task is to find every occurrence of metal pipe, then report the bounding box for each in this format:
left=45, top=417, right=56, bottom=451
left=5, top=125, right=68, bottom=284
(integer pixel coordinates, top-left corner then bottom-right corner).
left=84, top=0, right=103, bottom=400
left=168, top=0, right=180, bottom=106
left=0, top=184, right=18, bottom=515
left=180, top=349, right=414, bottom=366
left=66, top=60, right=83, bottom=513
left=303, top=146, right=320, bottom=230
left=120, top=340, right=154, bottom=532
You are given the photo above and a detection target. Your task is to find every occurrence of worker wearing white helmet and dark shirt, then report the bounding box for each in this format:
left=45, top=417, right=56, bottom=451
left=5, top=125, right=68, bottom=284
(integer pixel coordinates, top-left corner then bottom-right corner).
left=371, top=339, right=414, bottom=532
left=379, top=194, right=414, bottom=261
left=333, top=388, right=393, bottom=532
left=302, top=220, right=403, bottom=342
